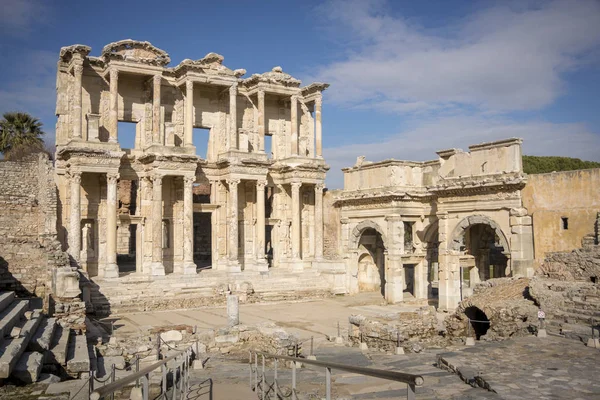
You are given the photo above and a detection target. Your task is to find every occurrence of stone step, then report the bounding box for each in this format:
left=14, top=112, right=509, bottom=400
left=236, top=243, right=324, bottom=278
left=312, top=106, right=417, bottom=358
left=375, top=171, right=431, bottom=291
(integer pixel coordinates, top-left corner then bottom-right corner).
left=66, top=334, right=90, bottom=376
left=46, top=325, right=70, bottom=366
left=0, top=299, right=29, bottom=341
left=0, top=311, right=42, bottom=378
left=29, top=317, right=56, bottom=353
left=12, top=351, right=44, bottom=383
left=0, top=292, right=15, bottom=314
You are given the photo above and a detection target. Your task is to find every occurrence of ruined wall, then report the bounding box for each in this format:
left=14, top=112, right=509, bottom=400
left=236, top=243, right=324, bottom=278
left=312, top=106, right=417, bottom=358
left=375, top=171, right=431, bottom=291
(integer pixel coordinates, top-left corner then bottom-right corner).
left=522, top=168, right=600, bottom=268
left=323, top=190, right=340, bottom=259
left=0, top=154, right=61, bottom=298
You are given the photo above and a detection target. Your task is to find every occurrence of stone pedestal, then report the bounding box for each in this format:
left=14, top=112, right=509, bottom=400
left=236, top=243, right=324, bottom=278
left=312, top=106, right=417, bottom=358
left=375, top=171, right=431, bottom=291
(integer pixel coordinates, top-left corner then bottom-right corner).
left=465, top=337, right=475, bottom=346
left=359, top=342, right=368, bottom=351
left=227, top=294, right=239, bottom=327
left=587, top=338, right=599, bottom=348
left=537, top=329, right=547, bottom=338
left=395, top=347, right=404, bottom=355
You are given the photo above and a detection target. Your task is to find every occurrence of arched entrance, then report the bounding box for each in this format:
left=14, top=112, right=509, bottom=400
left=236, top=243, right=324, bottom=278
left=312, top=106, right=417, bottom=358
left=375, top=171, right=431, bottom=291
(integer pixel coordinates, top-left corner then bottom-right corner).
left=349, top=221, right=388, bottom=298
left=357, top=228, right=386, bottom=296
left=450, top=215, right=510, bottom=289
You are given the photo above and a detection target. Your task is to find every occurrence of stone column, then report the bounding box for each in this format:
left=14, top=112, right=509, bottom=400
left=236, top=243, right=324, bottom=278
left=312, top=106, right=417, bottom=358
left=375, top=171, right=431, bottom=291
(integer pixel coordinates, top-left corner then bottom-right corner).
left=185, top=80, right=194, bottom=147
left=314, top=183, right=324, bottom=260
left=109, top=69, right=119, bottom=143
left=105, top=172, right=120, bottom=279
left=257, top=90, right=265, bottom=152
left=182, top=176, right=197, bottom=274
left=315, top=95, right=323, bottom=158
left=256, top=180, right=267, bottom=269
left=227, top=179, right=241, bottom=271
left=384, top=215, right=404, bottom=304
left=437, top=212, right=460, bottom=310
left=151, top=175, right=166, bottom=276
left=210, top=180, right=218, bottom=269
left=291, top=182, right=302, bottom=263
left=73, top=64, right=84, bottom=139
left=68, top=171, right=81, bottom=262
left=152, top=74, right=162, bottom=145
left=290, top=95, right=298, bottom=156
left=229, top=83, right=238, bottom=150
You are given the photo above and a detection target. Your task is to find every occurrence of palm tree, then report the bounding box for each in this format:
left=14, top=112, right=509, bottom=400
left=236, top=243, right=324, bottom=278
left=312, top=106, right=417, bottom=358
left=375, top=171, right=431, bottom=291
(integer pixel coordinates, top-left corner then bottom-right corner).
left=0, top=112, right=45, bottom=160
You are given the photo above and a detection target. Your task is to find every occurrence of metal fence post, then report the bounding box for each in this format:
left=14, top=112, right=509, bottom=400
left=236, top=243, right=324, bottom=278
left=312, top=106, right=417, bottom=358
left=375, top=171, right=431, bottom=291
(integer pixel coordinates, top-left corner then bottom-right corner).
left=261, top=355, right=266, bottom=400
left=110, top=364, right=116, bottom=400
left=325, top=367, right=331, bottom=400
left=407, top=383, right=416, bottom=400
left=89, top=369, right=94, bottom=394
left=254, top=353, right=258, bottom=391
left=156, top=333, right=161, bottom=360
left=274, top=358, right=279, bottom=398
left=161, top=363, right=167, bottom=398
left=310, top=336, right=314, bottom=356
left=292, top=360, right=297, bottom=400
left=142, top=373, right=149, bottom=400
left=135, top=356, right=140, bottom=387
left=337, top=321, right=340, bottom=338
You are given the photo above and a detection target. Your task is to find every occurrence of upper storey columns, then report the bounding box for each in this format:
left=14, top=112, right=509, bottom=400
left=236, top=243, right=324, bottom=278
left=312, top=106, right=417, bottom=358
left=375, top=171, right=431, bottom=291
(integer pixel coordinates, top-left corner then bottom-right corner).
left=152, top=74, right=162, bottom=145
left=185, top=81, right=194, bottom=147
left=72, top=64, right=84, bottom=139
left=108, top=69, right=119, bottom=143
left=229, top=83, right=238, bottom=150
left=315, top=94, right=323, bottom=158
left=290, top=95, right=299, bottom=156
left=257, top=90, right=265, bottom=153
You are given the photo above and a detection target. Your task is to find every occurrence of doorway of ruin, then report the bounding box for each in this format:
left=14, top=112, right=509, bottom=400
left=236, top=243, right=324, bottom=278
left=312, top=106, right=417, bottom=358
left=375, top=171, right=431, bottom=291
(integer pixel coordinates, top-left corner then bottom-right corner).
left=116, top=223, right=137, bottom=276
left=193, top=212, right=212, bottom=269
left=404, top=264, right=416, bottom=297
left=462, top=223, right=509, bottom=283
left=357, top=228, right=386, bottom=297
left=464, top=306, right=490, bottom=339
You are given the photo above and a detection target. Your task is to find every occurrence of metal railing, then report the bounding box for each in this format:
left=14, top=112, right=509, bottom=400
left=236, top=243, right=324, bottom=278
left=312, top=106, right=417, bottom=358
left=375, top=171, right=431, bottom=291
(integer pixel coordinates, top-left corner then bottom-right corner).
left=90, top=336, right=194, bottom=400
left=249, top=351, right=424, bottom=400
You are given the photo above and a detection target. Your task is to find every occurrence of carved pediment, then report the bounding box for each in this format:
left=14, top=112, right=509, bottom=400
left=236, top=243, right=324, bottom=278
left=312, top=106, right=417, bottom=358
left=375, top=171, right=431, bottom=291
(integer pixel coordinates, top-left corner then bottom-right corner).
left=101, top=40, right=170, bottom=66
left=175, top=52, right=245, bottom=77
left=244, top=66, right=302, bottom=88
left=59, top=44, right=91, bottom=63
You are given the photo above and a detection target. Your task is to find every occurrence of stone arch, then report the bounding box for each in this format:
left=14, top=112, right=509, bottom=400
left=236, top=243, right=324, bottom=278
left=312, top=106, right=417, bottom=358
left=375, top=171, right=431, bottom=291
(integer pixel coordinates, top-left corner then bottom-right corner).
left=349, top=220, right=388, bottom=251
left=449, top=215, right=510, bottom=253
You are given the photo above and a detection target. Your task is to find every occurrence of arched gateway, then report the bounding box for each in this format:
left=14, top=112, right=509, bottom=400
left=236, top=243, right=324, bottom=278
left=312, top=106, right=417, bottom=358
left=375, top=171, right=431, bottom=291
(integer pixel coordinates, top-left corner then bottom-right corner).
left=349, top=221, right=388, bottom=298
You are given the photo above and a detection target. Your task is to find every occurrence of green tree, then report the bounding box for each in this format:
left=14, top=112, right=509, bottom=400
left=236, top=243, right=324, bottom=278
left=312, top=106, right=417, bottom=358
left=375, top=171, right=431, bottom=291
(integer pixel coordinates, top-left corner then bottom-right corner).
left=0, top=112, right=46, bottom=160
left=523, top=155, right=600, bottom=174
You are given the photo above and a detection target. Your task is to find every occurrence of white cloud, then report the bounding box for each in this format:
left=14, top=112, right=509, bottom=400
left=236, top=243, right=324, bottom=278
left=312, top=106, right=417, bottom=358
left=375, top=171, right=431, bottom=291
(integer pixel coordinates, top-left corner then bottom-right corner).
left=0, top=0, right=50, bottom=35
left=315, top=0, right=600, bottom=113
left=324, top=116, right=600, bottom=188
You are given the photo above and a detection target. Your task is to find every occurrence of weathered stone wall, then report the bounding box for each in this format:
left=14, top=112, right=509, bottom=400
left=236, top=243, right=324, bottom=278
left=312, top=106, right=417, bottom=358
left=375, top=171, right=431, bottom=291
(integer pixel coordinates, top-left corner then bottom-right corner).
left=0, top=154, right=84, bottom=327
left=522, top=168, right=600, bottom=268
left=538, top=237, right=600, bottom=282
left=323, top=190, right=340, bottom=259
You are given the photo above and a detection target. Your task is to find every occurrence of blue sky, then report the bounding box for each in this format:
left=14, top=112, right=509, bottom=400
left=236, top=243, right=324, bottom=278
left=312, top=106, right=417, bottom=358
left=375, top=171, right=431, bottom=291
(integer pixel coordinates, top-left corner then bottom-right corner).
left=1, top=0, right=599, bottom=188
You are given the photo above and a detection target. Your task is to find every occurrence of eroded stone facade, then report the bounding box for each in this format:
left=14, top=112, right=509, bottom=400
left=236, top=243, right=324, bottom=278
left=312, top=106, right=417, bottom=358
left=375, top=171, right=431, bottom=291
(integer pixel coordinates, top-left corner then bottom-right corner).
left=335, top=138, right=534, bottom=310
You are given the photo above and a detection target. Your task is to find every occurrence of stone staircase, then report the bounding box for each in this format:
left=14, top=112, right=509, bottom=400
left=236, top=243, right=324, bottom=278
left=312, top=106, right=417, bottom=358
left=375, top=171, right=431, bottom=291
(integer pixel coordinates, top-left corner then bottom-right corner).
left=0, top=291, right=92, bottom=383
left=543, top=284, right=600, bottom=342
left=88, top=267, right=332, bottom=316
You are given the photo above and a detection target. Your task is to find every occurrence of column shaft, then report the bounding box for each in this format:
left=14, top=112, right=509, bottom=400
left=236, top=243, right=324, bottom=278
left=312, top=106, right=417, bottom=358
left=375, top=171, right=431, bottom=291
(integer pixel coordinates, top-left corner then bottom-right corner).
left=151, top=175, right=166, bottom=275
left=185, top=80, right=194, bottom=146
left=152, top=75, right=162, bottom=145
left=314, top=184, right=324, bottom=259
left=315, top=95, right=323, bottom=157
left=229, top=83, right=237, bottom=150
left=228, top=179, right=240, bottom=263
left=291, top=182, right=301, bottom=260
left=73, top=64, right=83, bottom=139
left=105, top=173, right=119, bottom=278
left=257, top=90, right=265, bottom=152
left=183, top=176, right=196, bottom=274
left=290, top=95, right=298, bottom=156
left=256, top=181, right=266, bottom=261
left=69, top=172, right=81, bottom=261
left=109, top=69, right=118, bottom=143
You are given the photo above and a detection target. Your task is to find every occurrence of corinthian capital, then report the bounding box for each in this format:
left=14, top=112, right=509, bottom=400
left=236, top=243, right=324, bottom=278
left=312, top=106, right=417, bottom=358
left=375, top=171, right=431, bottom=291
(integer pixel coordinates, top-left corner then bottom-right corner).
left=109, top=68, right=118, bottom=82
left=107, top=172, right=120, bottom=185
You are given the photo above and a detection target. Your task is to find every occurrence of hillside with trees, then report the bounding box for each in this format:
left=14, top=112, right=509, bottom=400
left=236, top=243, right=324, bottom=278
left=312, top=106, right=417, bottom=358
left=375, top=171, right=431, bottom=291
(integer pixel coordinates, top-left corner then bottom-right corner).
left=523, top=155, right=600, bottom=174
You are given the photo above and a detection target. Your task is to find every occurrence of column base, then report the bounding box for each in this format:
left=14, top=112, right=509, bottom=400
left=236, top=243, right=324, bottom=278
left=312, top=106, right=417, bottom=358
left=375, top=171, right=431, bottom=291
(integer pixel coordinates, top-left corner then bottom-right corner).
left=253, top=258, right=269, bottom=272
left=104, top=263, right=120, bottom=279
left=183, top=261, right=197, bottom=275
left=291, top=259, right=304, bottom=272
left=151, top=262, right=166, bottom=276
left=226, top=261, right=242, bottom=273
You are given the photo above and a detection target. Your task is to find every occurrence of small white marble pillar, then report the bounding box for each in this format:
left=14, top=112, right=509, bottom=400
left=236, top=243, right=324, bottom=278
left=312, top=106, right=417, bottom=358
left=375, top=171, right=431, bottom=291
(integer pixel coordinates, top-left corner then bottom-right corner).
left=255, top=180, right=268, bottom=270
left=314, top=183, right=324, bottom=260
left=151, top=174, right=166, bottom=276
left=291, top=182, right=302, bottom=266
left=68, top=171, right=82, bottom=262
left=210, top=180, right=219, bottom=269
left=229, top=83, right=238, bottom=150
left=182, top=176, right=197, bottom=274
left=105, top=172, right=120, bottom=279
left=108, top=69, right=119, bottom=143
left=227, top=294, right=239, bottom=327
left=290, top=95, right=299, bottom=156
left=257, top=89, right=265, bottom=153
left=72, top=63, right=84, bottom=140
left=185, top=80, right=194, bottom=147
left=315, top=95, right=322, bottom=158
left=227, top=179, right=241, bottom=271
left=152, top=74, right=162, bottom=145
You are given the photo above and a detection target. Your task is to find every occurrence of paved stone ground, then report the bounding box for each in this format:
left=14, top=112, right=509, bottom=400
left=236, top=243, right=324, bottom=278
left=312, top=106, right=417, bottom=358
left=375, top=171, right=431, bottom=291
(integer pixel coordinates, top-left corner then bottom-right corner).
left=438, top=335, right=600, bottom=400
